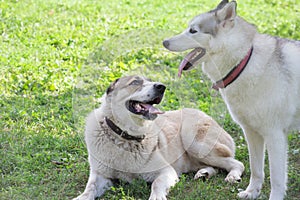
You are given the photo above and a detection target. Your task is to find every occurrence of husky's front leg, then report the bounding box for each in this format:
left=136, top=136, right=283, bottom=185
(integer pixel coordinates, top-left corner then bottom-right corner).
left=73, top=171, right=113, bottom=200
left=265, top=131, right=288, bottom=200
left=149, top=167, right=178, bottom=200
left=238, top=128, right=265, bottom=199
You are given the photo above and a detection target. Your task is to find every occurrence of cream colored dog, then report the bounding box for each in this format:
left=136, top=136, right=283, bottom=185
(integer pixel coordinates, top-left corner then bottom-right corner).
left=73, top=75, right=244, bottom=200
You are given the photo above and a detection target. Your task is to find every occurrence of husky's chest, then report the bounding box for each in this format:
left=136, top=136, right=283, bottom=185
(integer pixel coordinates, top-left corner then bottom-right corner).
left=220, top=70, right=300, bottom=132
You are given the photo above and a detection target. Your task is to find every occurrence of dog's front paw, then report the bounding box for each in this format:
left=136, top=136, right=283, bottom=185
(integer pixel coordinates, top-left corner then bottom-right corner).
left=238, top=189, right=261, bottom=199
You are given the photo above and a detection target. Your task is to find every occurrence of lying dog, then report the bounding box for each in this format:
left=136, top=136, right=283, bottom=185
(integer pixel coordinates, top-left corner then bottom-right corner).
left=73, top=75, right=244, bottom=200
left=163, top=0, right=300, bottom=199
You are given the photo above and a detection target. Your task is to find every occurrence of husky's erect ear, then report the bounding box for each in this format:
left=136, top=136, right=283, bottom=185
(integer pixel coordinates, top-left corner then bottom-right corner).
left=210, top=0, right=228, bottom=13
left=106, top=78, right=119, bottom=94
left=216, top=1, right=237, bottom=22
left=216, top=0, right=229, bottom=10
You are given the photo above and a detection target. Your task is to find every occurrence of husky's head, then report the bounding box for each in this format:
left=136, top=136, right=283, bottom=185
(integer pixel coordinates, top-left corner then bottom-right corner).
left=105, top=75, right=166, bottom=122
left=163, top=0, right=238, bottom=76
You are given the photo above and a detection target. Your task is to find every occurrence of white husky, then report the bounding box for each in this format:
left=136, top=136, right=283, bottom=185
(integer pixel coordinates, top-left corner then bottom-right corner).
left=163, top=0, right=300, bottom=199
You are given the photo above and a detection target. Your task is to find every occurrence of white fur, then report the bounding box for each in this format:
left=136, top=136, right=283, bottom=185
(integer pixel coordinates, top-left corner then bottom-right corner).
left=164, top=1, right=300, bottom=199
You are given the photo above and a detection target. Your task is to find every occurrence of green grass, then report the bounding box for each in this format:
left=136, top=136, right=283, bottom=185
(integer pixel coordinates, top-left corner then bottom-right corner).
left=0, top=0, right=299, bottom=199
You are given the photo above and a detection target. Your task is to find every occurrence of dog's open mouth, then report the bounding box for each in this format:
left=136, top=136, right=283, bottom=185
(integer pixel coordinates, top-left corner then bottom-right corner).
left=178, top=47, right=206, bottom=77
left=126, top=96, right=164, bottom=120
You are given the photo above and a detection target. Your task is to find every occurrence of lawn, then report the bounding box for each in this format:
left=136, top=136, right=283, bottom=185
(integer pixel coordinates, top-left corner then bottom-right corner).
left=0, top=0, right=299, bottom=199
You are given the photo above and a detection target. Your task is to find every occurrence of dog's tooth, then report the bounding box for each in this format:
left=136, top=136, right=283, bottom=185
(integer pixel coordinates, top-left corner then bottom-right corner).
left=135, top=103, right=142, bottom=111
left=117, top=141, right=124, bottom=145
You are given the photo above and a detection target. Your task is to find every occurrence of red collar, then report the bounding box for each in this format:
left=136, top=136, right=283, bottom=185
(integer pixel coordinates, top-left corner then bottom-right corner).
left=212, top=46, right=253, bottom=91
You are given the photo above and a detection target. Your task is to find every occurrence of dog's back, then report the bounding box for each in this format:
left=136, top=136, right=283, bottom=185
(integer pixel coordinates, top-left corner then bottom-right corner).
left=155, top=108, right=237, bottom=172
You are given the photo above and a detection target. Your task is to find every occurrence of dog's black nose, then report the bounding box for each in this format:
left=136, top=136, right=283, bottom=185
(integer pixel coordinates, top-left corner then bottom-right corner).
left=154, top=84, right=166, bottom=93
left=163, top=40, right=169, bottom=48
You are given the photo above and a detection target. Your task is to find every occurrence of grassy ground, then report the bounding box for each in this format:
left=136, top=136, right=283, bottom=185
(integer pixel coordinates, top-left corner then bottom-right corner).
left=0, top=0, right=299, bottom=199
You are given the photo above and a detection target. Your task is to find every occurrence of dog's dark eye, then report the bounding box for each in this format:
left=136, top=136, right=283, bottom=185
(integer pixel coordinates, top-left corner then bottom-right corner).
left=130, top=79, right=142, bottom=85
left=189, top=28, right=198, bottom=34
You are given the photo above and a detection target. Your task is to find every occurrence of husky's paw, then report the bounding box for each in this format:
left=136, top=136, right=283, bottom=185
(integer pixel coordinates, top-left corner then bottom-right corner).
left=72, top=193, right=93, bottom=200
left=225, top=171, right=241, bottom=183
left=148, top=192, right=167, bottom=200
left=194, top=167, right=217, bottom=181
left=238, top=189, right=261, bottom=199
left=72, top=197, right=89, bottom=200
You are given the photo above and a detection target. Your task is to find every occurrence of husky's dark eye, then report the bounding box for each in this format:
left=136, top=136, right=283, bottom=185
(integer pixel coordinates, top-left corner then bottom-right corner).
left=189, top=28, right=198, bottom=34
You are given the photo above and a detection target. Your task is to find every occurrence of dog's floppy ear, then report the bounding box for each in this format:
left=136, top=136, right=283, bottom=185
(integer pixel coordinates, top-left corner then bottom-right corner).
left=106, top=78, right=119, bottom=95
left=216, top=1, right=237, bottom=22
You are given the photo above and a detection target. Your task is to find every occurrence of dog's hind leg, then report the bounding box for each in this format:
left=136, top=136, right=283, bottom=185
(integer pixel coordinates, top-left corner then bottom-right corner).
left=194, top=166, right=217, bottom=180
left=200, top=155, right=244, bottom=183
left=73, top=171, right=113, bottom=200
left=265, top=130, right=288, bottom=200
left=224, top=158, right=244, bottom=183
left=188, top=142, right=244, bottom=183
left=238, top=127, right=265, bottom=199
left=185, top=135, right=244, bottom=183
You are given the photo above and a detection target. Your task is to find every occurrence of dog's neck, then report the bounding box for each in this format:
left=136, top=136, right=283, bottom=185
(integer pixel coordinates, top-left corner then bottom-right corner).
left=104, top=117, right=145, bottom=142
left=202, top=17, right=256, bottom=83
left=100, top=102, right=151, bottom=138
left=212, top=46, right=253, bottom=90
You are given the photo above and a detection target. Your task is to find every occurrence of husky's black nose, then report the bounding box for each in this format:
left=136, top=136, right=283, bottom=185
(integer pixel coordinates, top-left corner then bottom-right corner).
left=154, top=83, right=166, bottom=94
left=163, top=40, right=170, bottom=48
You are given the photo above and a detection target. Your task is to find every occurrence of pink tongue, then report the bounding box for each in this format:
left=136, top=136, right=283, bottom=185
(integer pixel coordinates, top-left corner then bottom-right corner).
left=141, top=103, right=164, bottom=114
left=178, top=49, right=199, bottom=78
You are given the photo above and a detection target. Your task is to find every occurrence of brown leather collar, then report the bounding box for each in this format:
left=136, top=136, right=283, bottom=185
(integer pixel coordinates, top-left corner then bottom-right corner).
left=212, top=46, right=253, bottom=91
left=105, top=117, right=145, bottom=142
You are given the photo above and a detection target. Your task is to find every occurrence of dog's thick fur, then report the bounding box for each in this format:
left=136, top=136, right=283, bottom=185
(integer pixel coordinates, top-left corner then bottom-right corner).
left=73, top=75, right=244, bottom=200
left=163, top=1, right=300, bottom=199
